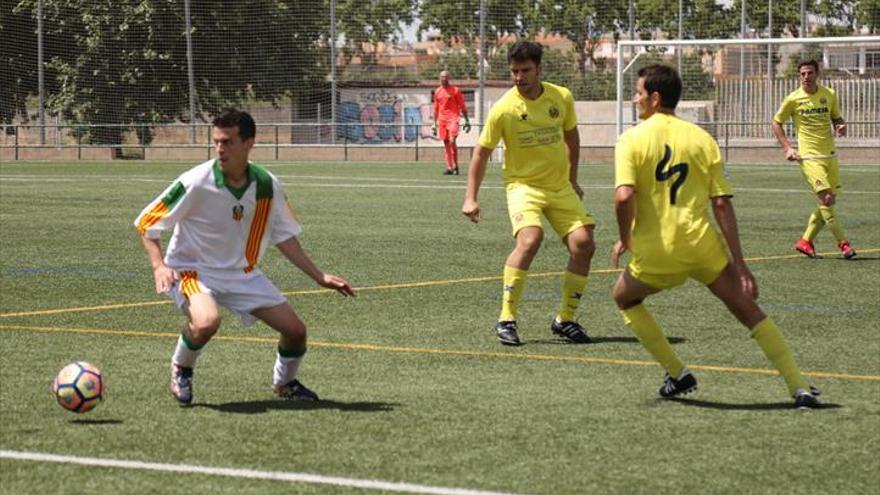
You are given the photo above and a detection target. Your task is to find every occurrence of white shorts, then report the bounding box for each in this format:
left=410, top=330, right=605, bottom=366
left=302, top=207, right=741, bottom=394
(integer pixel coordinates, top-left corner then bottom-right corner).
left=167, top=268, right=287, bottom=326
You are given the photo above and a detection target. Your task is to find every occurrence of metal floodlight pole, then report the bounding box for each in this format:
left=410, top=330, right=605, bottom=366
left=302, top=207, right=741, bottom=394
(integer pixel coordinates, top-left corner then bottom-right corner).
left=767, top=0, right=773, bottom=120
left=678, top=0, right=683, bottom=73
left=330, top=0, right=337, bottom=145
left=740, top=0, right=746, bottom=130
left=479, top=0, right=486, bottom=125
left=184, top=0, right=197, bottom=144
left=616, top=43, right=623, bottom=136
left=37, top=0, right=45, bottom=145
left=800, top=0, right=807, bottom=38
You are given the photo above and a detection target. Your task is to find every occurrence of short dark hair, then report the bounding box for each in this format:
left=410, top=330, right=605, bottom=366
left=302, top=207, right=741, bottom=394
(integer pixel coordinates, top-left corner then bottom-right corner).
left=797, top=59, right=820, bottom=72
left=212, top=109, right=256, bottom=141
left=508, top=40, right=543, bottom=65
left=637, top=64, right=682, bottom=109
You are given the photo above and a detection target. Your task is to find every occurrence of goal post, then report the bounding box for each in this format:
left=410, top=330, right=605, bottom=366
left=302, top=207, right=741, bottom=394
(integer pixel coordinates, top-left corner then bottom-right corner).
left=615, top=35, right=880, bottom=147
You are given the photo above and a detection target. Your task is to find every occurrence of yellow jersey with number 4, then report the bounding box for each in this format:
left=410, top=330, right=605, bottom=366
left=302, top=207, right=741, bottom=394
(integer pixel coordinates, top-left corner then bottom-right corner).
left=615, top=113, right=732, bottom=262
left=773, top=85, right=840, bottom=157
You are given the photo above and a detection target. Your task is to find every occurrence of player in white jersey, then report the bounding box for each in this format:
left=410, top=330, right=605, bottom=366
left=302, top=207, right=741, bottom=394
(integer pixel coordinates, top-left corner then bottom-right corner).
left=135, top=109, right=355, bottom=405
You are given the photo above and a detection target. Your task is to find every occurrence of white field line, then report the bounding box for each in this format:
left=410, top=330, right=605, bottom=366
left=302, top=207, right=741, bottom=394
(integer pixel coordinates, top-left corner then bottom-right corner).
left=1, top=174, right=879, bottom=195
left=0, top=450, right=528, bottom=495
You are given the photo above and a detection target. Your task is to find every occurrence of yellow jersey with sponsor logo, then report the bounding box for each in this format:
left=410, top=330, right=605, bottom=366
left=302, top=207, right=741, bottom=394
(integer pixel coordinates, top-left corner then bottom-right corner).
left=478, top=82, right=577, bottom=190
left=773, top=85, right=841, bottom=157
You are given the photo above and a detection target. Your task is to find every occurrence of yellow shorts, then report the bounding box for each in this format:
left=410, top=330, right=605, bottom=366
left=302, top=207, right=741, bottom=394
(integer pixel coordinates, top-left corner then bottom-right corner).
left=800, top=157, right=841, bottom=194
left=628, top=234, right=729, bottom=290
left=506, top=182, right=595, bottom=238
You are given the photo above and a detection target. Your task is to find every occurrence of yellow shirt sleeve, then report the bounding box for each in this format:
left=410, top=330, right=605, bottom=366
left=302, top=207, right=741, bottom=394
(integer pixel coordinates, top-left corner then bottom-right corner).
left=829, top=88, right=841, bottom=120
left=614, top=131, right=638, bottom=188
left=773, top=94, right=794, bottom=124
left=478, top=105, right=502, bottom=149
left=705, top=138, right=732, bottom=198
left=562, top=88, right=576, bottom=132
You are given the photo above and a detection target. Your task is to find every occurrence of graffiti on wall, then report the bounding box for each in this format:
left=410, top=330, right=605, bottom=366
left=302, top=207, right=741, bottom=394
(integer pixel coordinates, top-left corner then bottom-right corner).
left=337, top=89, right=436, bottom=143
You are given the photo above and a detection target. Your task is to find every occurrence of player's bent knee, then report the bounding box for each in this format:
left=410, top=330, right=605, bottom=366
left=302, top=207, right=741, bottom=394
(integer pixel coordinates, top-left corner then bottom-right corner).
left=189, top=315, right=220, bottom=340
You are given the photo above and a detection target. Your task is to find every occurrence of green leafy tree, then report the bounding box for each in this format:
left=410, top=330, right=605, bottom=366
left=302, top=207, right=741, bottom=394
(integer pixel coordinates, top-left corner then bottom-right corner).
left=336, top=0, right=415, bottom=67
left=856, top=0, right=880, bottom=32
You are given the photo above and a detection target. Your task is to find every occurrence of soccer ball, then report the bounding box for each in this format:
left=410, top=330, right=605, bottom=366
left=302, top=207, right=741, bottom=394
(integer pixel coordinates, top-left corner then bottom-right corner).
left=51, top=361, right=104, bottom=413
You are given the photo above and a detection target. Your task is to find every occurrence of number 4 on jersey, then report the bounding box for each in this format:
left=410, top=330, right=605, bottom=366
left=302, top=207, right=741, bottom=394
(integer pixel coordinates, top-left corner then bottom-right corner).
left=655, top=145, right=689, bottom=205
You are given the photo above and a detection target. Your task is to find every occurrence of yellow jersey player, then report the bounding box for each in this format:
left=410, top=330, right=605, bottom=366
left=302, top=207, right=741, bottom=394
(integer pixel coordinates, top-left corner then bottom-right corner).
left=612, top=64, right=821, bottom=408
left=462, top=40, right=596, bottom=346
left=772, top=59, right=855, bottom=259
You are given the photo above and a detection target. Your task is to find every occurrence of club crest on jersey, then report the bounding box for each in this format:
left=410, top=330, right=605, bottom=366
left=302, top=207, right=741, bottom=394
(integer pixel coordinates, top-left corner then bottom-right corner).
left=232, top=204, right=244, bottom=221
left=820, top=97, right=827, bottom=104
left=548, top=105, right=559, bottom=119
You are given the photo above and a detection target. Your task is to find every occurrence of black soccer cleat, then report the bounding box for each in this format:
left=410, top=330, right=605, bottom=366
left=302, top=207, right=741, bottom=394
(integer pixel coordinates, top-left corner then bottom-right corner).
left=495, top=321, right=522, bottom=346
left=793, top=387, right=823, bottom=409
left=659, top=368, right=697, bottom=398
left=274, top=379, right=319, bottom=401
left=551, top=319, right=592, bottom=344
left=170, top=364, right=194, bottom=405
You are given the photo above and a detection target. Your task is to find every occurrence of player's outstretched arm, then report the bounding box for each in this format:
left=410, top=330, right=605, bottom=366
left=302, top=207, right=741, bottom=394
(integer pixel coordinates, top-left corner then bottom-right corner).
left=711, top=196, right=758, bottom=300
left=140, top=235, right=178, bottom=294
left=276, top=236, right=355, bottom=297
left=462, top=145, right=493, bottom=223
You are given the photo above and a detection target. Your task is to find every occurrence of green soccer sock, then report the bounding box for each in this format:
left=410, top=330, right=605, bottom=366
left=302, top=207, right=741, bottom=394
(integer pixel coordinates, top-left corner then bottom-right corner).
left=751, top=318, right=810, bottom=396
left=557, top=271, right=588, bottom=322
left=499, top=265, right=528, bottom=322
left=802, top=207, right=825, bottom=241
left=818, top=205, right=846, bottom=243
left=621, top=304, right=684, bottom=378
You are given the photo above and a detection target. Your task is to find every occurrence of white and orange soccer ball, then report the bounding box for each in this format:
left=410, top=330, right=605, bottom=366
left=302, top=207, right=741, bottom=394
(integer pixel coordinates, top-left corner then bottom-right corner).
left=51, top=362, right=104, bottom=413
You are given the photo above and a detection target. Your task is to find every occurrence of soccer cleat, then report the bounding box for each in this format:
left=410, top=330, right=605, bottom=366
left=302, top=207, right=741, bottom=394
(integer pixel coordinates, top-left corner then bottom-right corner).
left=443, top=169, right=455, bottom=175
left=659, top=368, right=697, bottom=398
left=273, top=379, right=319, bottom=401
left=551, top=319, right=592, bottom=344
left=793, top=387, right=822, bottom=409
left=170, top=364, right=194, bottom=405
left=452, top=167, right=460, bottom=175
left=495, top=320, right=522, bottom=346
left=794, top=238, right=817, bottom=258
left=838, top=241, right=856, bottom=259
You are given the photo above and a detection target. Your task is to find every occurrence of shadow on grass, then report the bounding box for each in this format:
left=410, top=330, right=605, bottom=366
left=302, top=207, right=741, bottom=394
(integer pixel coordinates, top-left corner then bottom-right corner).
left=529, top=336, right=686, bottom=345
left=192, top=399, right=399, bottom=415
left=667, top=397, right=843, bottom=411
left=70, top=419, right=124, bottom=425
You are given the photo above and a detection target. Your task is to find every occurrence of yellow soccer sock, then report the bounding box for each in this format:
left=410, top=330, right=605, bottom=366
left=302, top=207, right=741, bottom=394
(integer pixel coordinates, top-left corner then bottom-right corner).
left=751, top=318, right=809, bottom=395
left=818, top=205, right=846, bottom=243
left=557, top=271, right=589, bottom=322
left=621, top=304, right=684, bottom=378
left=499, top=265, right=528, bottom=322
left=802, top=208, right=824, bottom=241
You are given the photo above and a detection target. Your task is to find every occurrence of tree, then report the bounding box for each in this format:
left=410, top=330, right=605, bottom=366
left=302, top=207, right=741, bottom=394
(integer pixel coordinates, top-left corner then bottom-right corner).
left=335, top=0, right=415, bottom=67
left=856, top=0, right=880, bottom=32
left=1, top=1, right=38, bottom=125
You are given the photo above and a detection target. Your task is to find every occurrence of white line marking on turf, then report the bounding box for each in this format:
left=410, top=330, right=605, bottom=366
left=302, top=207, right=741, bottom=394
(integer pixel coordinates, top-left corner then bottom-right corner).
left=1, top=175, right=879, bottom=195
left=0, top=450, right=527, bottom=495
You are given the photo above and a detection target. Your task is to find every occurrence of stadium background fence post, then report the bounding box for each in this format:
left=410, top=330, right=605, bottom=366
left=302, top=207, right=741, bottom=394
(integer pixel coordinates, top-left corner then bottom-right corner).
left=185, top=0, right=196, bottom=144
left=330, top=0, right=337, bottom=146
left=479, top=0, right=486, bottom=127
left=37, top=0, right=45, bottom=145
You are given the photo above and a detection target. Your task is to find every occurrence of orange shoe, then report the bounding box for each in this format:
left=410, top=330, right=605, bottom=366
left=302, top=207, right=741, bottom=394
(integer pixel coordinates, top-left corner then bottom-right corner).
left=794, top=238, right=817, bottom=258
left=838, top=240, right=856, bottom=259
